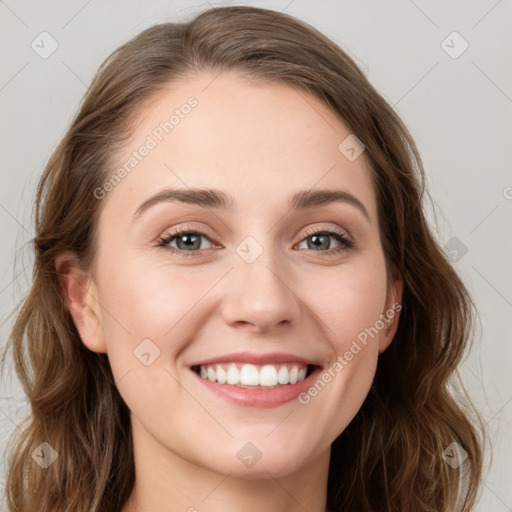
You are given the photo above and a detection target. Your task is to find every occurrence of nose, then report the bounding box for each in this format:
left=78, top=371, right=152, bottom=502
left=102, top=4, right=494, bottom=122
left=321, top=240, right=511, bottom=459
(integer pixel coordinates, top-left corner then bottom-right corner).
left=220, top=247, right=302, bottom=333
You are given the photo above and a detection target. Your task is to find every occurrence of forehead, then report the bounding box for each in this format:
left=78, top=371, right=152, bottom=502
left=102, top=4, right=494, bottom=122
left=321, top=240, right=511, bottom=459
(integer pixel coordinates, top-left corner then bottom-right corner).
left=101, top=71, right=377, bottom=221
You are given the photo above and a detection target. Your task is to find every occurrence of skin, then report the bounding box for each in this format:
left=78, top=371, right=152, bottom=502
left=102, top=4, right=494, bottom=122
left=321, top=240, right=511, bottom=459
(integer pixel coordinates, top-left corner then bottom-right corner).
left=57, top=71, right=402, bottom=512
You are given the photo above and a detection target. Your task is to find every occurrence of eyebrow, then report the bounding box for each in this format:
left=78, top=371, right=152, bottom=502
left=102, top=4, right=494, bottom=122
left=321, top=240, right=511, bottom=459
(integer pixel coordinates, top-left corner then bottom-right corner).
left=133, top=187, right=370, bottom=221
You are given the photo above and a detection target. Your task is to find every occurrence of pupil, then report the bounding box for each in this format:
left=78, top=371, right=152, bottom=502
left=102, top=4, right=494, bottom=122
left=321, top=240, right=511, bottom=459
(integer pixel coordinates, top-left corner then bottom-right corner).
left=310, top=234, right=329, bottom=250
left=179, top=234, right=199, bottom=250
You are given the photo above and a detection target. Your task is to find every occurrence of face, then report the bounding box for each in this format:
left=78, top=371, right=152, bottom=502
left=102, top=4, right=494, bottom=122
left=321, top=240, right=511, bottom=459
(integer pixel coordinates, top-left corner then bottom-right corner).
left=64, top=71, right=401, bottom=479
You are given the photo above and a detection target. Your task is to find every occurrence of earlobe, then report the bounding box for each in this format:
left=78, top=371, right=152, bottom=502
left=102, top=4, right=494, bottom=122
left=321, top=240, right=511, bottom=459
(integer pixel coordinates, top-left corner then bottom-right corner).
left=55, top=251, right=107, bottom=354
left=378, top=275, right=403, bottom=354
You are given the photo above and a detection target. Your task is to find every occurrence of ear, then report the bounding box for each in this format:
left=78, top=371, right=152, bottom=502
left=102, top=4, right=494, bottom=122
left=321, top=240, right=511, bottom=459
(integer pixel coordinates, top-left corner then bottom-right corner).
left=378, top=273, right=403, bottom=354
left=55, top=251, right=107, bottom=353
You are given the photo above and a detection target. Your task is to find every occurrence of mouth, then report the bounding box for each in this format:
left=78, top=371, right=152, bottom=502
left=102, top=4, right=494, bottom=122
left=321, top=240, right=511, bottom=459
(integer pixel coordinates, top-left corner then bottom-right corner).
left=189, top=356, right=323, bottom=408
left=190, top=362, right=318, bottom=389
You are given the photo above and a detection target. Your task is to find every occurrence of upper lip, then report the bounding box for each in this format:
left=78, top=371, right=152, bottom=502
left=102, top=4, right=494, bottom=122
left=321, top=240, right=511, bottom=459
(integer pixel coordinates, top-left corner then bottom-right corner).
left=190, top=352, right=322, bottom=367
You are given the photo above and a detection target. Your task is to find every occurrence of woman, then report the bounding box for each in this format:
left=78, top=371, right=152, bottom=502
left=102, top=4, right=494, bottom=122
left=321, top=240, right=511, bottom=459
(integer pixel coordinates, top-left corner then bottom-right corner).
left=2, top=6, right=483, bottom=511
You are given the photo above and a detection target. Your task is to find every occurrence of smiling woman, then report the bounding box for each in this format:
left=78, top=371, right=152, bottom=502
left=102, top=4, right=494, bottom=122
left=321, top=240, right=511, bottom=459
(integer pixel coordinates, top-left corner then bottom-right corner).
left=1, top=5, right=483, bottom=512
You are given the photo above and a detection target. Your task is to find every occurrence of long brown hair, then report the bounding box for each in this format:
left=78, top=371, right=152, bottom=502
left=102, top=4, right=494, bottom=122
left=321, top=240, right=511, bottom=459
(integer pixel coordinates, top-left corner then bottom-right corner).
left=1, top=6, right=483, bottom=511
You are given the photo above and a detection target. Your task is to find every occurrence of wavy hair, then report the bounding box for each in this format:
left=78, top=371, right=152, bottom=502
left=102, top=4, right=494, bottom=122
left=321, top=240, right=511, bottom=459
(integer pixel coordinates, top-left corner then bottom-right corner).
left=1, top=6, right=483, bottom=511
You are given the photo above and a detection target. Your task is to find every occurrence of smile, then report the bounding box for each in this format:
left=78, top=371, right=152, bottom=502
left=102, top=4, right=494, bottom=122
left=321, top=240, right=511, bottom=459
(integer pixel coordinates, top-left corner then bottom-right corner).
left=189, top=353, right=323, bottom=408
left=192, top=362, right=312, bottom=388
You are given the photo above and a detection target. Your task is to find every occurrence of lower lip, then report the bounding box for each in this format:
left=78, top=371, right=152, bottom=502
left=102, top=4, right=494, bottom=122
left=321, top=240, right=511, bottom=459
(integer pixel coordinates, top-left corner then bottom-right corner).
left=191, top=367, right=322, bottom=408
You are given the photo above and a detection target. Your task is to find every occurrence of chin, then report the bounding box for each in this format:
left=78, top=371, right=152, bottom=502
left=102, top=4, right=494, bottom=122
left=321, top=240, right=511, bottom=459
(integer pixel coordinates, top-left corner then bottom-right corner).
left=194, top=435, right=322, bottom=479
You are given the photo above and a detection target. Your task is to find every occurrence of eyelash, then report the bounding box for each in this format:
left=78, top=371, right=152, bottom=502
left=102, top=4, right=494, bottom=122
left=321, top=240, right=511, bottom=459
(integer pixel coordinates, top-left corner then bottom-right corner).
left=157, top=226, right=354, bottom=258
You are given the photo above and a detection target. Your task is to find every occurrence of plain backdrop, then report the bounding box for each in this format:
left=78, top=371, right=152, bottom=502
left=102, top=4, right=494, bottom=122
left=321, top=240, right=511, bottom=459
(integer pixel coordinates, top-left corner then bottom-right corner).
left=1, top=1, right=511, bottom=510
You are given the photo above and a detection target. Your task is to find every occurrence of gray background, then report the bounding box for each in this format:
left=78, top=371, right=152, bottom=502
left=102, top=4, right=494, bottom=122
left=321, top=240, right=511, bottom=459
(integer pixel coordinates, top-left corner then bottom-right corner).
left=1, top=0, right=511, bottom=510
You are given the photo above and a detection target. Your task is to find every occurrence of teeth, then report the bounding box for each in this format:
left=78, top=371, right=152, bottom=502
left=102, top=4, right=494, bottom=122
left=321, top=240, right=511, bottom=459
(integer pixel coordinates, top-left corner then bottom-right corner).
left=277, top=366, right=289, bottom=384
left=240, top=364, right=259, bottom=386
left=196, top=363, right=310, bottom=387
left=207, top=367, right=216, bottom=382
left=216, top=365, right=227, bottom=384
left=226, top=365, right=240, bottom=385
left=289, top=366, right=299, bottom=384
left=259, top=365, right=278, bottom=386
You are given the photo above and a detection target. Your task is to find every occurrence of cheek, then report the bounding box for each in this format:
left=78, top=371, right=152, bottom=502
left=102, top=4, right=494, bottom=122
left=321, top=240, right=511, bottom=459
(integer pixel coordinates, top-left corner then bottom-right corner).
left=304, top=261, right=389, bottom=352
left=97, top=247, right=389, bottom=369
left=296, top=266, right=387, bottom=439
left=296, top=258, right=388, bottom=413
left=98, top=255, right=211, bottom=332
left=95, top=259, right=208, bottom=420
left=93, top=256, right=211, bottom=376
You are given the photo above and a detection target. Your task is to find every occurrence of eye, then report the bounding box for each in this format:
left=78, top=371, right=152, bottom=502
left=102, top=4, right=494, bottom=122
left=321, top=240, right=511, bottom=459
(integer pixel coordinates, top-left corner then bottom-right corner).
left=296, top=228, right=353, bottom=253
left=157, top=229, right=215, bottom=256
left=157, top=226, right=353, bottom=258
